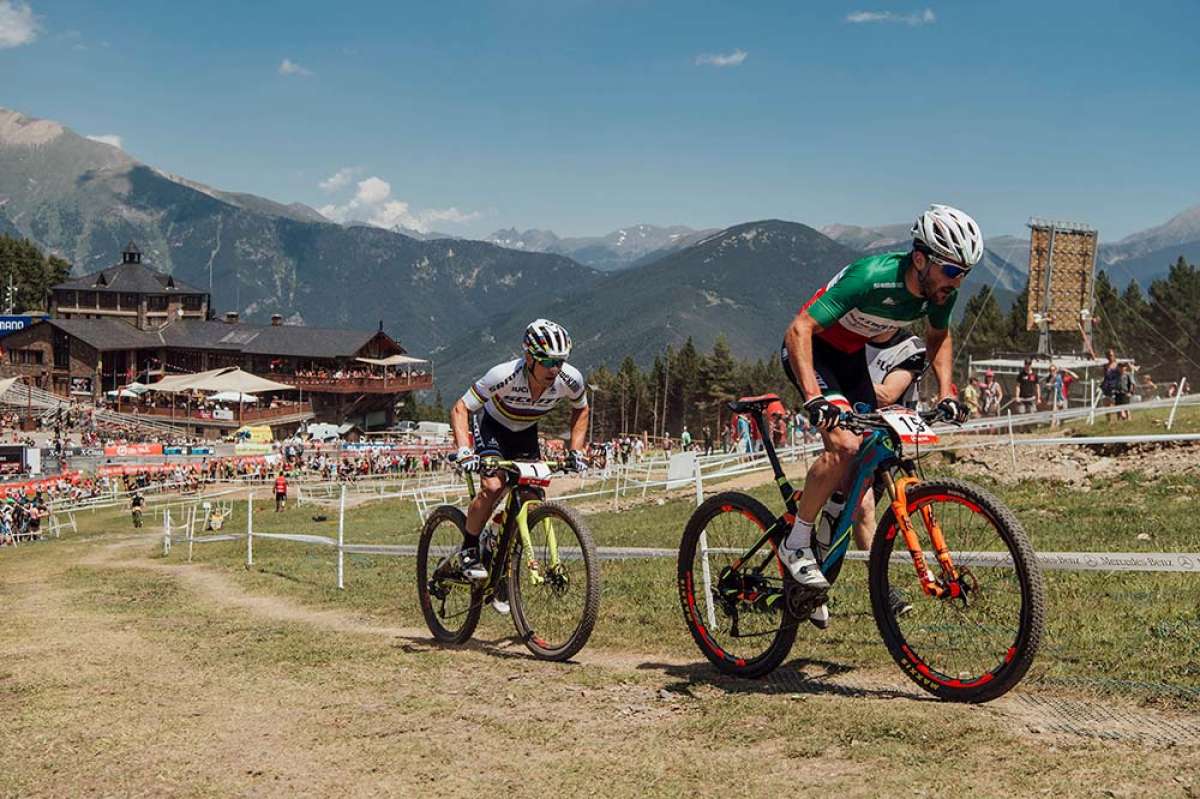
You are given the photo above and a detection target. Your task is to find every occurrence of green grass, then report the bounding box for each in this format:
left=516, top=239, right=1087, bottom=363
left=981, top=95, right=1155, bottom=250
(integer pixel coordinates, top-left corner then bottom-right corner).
left=136, top=462, right=1200, bottom=703
left=38, top=450, right=1200, bottom=703
left=1045, top=400, right=1200, bottom=436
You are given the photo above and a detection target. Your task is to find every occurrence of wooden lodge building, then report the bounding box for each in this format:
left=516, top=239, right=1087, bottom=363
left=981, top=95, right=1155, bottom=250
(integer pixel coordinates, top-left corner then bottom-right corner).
left=1, top=242, right=432, bottom=429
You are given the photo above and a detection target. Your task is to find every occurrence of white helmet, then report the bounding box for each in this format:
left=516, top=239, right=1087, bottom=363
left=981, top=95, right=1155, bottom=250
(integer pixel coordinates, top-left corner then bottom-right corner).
left=523, top=318, right=572, bottom=360
left=911, top=204, right=984, bottom=268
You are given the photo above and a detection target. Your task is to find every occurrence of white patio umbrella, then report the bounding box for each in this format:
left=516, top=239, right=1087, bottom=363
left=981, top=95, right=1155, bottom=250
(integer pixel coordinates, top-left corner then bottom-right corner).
left=208, top=391, right=259, bottom=403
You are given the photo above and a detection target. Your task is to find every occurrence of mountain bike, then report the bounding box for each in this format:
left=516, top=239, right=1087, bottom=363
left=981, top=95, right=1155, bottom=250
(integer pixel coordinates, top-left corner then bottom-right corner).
left=677, top=395, right=1045, bottom=702
left=417, top=457, right=601, bottom=661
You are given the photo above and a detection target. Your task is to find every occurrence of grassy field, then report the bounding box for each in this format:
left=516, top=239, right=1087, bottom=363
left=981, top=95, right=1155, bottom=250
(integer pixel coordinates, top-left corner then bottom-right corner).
left=83, top=451, right=1198, bottom=704
left=6, top=540, right=1194, bottom=797
left=4, top=425, right=1200, bottom=795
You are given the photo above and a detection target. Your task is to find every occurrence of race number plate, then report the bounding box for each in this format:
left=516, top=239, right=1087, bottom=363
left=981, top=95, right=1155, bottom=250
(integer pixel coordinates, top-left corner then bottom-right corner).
left=879, top=407, right=939, bottom=445
left=515, top=461, right=554, bottom=487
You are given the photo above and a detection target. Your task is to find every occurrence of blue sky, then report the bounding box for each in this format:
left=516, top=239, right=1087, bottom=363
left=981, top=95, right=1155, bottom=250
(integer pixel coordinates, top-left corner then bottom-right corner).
left=2, top=0, right=1198, bottom=240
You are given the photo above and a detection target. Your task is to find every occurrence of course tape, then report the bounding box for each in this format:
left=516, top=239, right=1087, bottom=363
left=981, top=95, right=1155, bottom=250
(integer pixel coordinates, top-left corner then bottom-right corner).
left=195, top=533, right=1200, bottom=573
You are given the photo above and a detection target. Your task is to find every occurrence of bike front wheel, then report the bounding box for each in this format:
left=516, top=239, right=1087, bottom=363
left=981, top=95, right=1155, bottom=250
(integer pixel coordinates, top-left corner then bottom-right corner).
left=678, top=492, right=799, bottom=679
left=869, top=478, right=1045, bottom=702
left=509, top=501, right=601, bottom=661
left=417, top=505, right=482, bottom=645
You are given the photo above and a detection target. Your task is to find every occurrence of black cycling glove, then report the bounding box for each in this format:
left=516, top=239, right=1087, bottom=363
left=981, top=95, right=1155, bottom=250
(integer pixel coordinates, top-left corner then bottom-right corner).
left=804, top=396, right=841, bottom=431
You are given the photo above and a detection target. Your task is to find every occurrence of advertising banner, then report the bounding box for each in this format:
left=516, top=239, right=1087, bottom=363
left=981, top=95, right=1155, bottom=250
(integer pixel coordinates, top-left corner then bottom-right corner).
left=103, top=443, right=165, bottom=457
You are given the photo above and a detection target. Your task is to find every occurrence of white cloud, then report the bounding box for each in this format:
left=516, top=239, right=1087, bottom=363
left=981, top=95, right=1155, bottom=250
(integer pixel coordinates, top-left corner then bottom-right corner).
left=278, top=58, right=313, bottom=77
left=85, top=134, right=123, bottom=149
left=0, top=1, right=39, bottom=48
left=318, top=166, right=359, bottom=192
left=319, top=175, right=480, bottom=233
left=846, top=8, right=936, bottom=25
left=354, top=176, right=391, bottom=205
left=694, top=48, right=748, bottom=68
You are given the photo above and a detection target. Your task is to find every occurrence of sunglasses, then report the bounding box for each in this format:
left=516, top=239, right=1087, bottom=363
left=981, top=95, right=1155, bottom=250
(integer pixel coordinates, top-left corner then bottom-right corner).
left=927, top=253, right=971, bottom=279
left=535, top=357, right=564, bottom=369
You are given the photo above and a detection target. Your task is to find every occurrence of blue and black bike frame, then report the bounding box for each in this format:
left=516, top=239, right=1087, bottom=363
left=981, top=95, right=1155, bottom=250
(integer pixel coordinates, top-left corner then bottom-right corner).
left=734, top=405, right=902, bottom=582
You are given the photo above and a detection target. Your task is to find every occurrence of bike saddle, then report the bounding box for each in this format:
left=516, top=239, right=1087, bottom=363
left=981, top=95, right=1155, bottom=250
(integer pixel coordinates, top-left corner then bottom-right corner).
left=727, top=394, right=782, bottom=414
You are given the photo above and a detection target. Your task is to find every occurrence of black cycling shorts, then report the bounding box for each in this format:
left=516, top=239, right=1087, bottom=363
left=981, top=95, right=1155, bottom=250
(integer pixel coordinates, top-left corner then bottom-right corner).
left=472, top=411, right=540, bottom=460
left=780, top=336, right=875, bottom=411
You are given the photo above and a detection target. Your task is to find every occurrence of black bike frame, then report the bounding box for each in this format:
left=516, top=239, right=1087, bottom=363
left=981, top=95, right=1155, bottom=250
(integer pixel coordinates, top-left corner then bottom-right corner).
left=729, top=405, right=903, bottom=581
left=463, top=469, right=545, bottom=594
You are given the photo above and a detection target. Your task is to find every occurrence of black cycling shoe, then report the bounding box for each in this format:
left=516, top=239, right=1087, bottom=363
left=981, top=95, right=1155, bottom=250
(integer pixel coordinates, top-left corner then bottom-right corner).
left=888, top=587, right=914, bottom=617
left=459, top=548, right=488, bottom=581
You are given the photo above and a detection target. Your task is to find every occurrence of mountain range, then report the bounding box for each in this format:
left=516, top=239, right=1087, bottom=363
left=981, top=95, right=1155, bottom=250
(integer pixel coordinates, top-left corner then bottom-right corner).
left=484, top=224, right=717, bottom=271
left=0, top=107, right=598, bottom=358
left=1, top=105, right=1197, bottom=394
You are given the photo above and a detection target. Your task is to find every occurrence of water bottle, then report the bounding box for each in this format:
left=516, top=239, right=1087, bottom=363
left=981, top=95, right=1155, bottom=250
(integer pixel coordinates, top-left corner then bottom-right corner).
left=814, top=492, right=846, bottom=554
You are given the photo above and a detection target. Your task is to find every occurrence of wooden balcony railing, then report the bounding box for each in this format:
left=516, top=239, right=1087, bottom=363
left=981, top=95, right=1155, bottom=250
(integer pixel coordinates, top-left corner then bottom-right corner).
left=269, top=373, right=434, bottom=394
left=129, top=401, right=315, bottom=425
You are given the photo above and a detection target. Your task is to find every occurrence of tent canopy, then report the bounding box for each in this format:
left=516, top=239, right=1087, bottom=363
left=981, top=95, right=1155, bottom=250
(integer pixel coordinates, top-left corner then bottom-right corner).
left=147, top=367, right=295, bottom=394
left=209, top=391, right=259, bottom=403
left=356, top=355, right=428, bottom=367
left=970, top=355, right=1112, bottom=374
left=0, top=376, right=21, bottom=400
left=106, top=388, right=141, bottom=399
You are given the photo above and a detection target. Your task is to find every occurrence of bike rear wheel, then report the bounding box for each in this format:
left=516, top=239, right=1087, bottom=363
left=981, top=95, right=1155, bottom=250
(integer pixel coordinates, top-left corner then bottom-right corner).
left=417, top=505, right=482, bottom=644
left=869, top=478, right=1045, bottom=702
left=509, top=501, right=601, bottom=661
left=678, top=492, right=798, bottom=679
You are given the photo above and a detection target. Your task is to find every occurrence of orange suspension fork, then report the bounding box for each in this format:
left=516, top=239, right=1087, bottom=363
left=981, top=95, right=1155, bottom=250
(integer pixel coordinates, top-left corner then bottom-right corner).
left=882, top=473, right=952, bottom=599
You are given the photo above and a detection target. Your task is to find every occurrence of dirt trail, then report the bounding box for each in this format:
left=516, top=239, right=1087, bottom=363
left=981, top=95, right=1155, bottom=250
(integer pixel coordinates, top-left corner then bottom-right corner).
left=81, top=534, right=1200, bottom=748
left=4, top=533, right=1199, bottom=797
left=80, top=533, right=680, bottom=674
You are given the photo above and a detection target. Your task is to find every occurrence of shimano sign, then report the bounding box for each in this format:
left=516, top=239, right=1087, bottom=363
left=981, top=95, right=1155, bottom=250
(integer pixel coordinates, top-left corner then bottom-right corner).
left=0, top=316, right=34, bottom=338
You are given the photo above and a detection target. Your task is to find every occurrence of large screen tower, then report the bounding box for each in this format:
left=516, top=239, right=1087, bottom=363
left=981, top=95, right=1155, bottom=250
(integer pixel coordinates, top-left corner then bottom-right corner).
left=1026, top=218, right=1099, bottom=355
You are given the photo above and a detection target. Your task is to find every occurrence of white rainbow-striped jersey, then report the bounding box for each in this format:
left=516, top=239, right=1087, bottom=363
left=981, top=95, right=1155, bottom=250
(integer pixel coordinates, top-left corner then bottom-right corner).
left=461, top=358, right=588, bottom=432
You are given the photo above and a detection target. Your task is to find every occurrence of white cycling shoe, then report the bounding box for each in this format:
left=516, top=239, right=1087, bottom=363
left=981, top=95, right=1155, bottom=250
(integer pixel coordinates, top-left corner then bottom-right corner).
left=809, top=603, right=830, bottom=630
left=778, top=544, right=830, bottom=589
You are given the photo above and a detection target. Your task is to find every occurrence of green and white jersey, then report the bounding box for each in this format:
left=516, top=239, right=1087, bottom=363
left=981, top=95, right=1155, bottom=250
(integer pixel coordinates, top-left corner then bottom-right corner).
left=801, top=252, right=956, bottom=353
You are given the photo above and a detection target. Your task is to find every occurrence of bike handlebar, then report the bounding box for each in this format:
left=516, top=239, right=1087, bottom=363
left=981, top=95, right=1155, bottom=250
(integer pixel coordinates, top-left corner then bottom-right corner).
left=447, top=453, right=582, bottom=475
left=836, top=407, right=947, bottom=434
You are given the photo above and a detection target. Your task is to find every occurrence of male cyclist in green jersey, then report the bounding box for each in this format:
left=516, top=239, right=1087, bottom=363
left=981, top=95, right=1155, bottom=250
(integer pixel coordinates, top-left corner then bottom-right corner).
left=778, top=204, right=981, bottom=626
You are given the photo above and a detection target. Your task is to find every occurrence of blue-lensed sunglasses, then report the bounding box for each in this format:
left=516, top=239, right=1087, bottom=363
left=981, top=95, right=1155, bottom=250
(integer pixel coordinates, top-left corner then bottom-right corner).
left=929, top=254, right=971, bottom=279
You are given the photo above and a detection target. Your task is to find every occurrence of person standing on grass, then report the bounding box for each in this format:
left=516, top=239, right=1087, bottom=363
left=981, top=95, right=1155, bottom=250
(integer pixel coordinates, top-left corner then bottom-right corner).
left=1016, top=359, right=1040, bottom=415
left=1101, top=348, right=1119, bottom=410
left=981, top=369, right=1003, bottom=416
left=1115, top=362, right=1134, bottom=420
left=962, top=376, right=981, bottom=417
left=274, top=472, right=288, bottom=512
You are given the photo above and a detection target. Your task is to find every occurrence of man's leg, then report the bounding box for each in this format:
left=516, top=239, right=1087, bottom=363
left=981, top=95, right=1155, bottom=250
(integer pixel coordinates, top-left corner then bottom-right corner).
left=780, top=425, right=859, bottom=588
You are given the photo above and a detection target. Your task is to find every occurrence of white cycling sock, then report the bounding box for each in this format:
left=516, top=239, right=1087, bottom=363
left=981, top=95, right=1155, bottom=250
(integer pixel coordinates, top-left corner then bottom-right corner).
left=784, top=517, right=815, bottom=552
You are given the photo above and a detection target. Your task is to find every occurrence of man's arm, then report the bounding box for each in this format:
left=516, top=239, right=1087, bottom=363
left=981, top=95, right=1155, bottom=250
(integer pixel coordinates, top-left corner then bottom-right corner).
left=874, top=371, right=915, bottom=407
left=567, top=405, right=590, bottom=452
left=784, top=311, right=827, bottom=401
left=925, top=326, right=955, bottom=401
left=449, top=399, right=473, bottom=449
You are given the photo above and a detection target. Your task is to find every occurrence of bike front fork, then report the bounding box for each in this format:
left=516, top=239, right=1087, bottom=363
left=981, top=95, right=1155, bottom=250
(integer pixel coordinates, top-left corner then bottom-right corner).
left=514, top=500, right=561, bottom=586
left=879, top=473, right=962, bottom=599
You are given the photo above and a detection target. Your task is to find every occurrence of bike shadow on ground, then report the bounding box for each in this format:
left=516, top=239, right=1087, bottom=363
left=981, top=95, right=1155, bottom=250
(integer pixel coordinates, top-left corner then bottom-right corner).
left=637, top=657, right=933, bottom=702
left=392, top=634, right=549, bottom=663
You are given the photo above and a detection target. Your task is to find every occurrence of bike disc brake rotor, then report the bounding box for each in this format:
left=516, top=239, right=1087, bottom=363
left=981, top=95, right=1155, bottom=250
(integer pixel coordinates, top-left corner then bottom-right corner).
left=716, top=566, right=784, bottom=617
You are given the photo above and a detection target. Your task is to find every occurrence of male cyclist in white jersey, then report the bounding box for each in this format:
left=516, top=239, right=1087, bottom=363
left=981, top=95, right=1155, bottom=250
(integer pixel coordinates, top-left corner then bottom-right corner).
left=778, top=204, right=981, bottom=626
left=448, top=319, right=590, bottom=609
